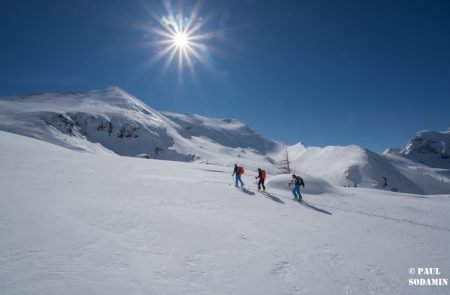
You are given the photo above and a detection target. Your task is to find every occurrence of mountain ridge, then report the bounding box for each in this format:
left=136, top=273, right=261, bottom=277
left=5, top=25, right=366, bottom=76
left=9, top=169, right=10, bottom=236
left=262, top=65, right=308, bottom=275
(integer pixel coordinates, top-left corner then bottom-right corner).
left=1, top=87, right=449, bottom=194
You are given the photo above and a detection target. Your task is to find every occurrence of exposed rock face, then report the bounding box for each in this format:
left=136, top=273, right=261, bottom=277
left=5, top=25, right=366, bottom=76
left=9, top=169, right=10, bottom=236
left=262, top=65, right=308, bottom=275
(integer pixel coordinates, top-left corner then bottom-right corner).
left=399, top=130, right=450, bottom=168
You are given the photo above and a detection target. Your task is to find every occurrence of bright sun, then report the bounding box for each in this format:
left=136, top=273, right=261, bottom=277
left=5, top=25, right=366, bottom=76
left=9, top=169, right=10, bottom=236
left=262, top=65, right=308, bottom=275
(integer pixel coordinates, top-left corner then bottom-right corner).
left=173, top=32, right=189, bottom=48
left=146, top=3, right=217, bottom=78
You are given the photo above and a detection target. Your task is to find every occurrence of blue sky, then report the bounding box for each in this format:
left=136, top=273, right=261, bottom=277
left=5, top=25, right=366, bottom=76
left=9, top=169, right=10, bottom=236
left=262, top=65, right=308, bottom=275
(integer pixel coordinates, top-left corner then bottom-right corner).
left=1, top=0, right=449, bottom=152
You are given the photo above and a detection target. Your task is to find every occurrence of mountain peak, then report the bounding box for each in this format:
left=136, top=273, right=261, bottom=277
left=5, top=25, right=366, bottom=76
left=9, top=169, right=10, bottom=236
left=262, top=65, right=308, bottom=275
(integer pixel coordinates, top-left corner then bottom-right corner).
left=397, top=130, right=450, bottom=168
left=0, top=88, right=281, bottom=165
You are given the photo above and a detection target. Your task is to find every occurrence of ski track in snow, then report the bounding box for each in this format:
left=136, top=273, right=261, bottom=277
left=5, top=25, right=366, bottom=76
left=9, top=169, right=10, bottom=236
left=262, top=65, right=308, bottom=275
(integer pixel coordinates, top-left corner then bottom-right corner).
left=306, top=201, right=450, bottom=232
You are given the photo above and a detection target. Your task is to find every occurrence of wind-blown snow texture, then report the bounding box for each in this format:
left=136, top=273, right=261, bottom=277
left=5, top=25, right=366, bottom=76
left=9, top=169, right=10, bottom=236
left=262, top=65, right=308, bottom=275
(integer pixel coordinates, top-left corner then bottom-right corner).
left=0, top=87, right=449, bottom=194
left=1, top=131, right=449, bottom=294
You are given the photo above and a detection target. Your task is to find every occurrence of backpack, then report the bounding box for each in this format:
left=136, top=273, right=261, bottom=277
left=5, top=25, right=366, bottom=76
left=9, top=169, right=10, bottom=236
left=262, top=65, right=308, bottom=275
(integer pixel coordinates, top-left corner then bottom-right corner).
left=295, top=176, right=304, bottom=186
left=238, top=166, right=244, bottom=175
left=260, top=170, right=266, bottom=179
left=299, top=177, right=305, bottom=186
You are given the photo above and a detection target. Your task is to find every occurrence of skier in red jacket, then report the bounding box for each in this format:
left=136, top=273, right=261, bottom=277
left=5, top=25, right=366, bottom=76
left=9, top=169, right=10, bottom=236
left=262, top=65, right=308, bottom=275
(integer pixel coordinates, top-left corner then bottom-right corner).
left=255, top=168, right=266, bottom=191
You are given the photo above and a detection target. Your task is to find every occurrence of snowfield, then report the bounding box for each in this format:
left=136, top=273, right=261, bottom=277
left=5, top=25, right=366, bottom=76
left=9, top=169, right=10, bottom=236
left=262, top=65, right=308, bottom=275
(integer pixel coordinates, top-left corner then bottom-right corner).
left=1, top=130, right=449, bottom=295
left=1, top=87, right=449, bottom=195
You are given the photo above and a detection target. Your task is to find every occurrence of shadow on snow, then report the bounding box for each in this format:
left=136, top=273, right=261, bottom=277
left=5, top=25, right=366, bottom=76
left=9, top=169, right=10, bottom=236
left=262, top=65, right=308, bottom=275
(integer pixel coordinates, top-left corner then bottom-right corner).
left=236, top=187, right=255, bottom=196
left=299, top=200, right=332, bottom=215
left=260, top=191, right=285, bottom=204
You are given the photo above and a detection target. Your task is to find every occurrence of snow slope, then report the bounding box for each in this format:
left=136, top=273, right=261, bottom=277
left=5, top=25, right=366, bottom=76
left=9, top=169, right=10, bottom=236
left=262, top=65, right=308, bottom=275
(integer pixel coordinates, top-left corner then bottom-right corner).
left=1, top=87, right=449, bottom=195
left=1, top=130, right=450, bottom=294
left=287, top=143, right=450, bottom=195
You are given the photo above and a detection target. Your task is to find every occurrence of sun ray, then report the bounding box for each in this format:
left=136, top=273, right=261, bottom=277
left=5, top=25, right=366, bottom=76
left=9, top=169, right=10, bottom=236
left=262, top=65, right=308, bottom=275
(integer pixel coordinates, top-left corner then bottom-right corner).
left=143, top=0, right=220, bottom=82
left=161, top=44, right=178, bottom=75
left=147, top=43, right=176, bottom=67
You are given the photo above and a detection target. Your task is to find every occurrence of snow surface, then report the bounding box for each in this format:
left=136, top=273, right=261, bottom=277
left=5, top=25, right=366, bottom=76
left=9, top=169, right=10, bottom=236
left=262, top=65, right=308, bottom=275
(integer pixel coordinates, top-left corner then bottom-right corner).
left=1, top=87, right=449, bottom=195
left=1, top=130, right=450, bottom=294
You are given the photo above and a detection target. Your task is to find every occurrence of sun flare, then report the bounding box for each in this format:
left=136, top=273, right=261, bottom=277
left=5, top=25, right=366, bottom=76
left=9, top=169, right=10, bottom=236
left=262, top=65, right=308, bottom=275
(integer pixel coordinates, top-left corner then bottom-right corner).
left=145, top=1, right=217, bottom=79
left=173, top=31, right=189, bottom=49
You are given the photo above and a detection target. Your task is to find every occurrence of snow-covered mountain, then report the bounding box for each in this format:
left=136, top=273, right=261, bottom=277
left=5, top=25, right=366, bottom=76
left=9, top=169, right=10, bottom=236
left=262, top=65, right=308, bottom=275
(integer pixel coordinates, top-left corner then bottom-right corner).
left=0, top=87, right=283, bottom=168
left=1, top=87, right=449, bottom=195
left=385, top=130, right=450, bottom=169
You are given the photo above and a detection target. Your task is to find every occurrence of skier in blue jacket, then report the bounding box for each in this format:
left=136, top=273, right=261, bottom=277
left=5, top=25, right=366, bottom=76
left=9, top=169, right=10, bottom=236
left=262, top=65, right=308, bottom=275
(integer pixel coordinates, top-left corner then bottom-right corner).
left=290, top=174, right=305, bottom=201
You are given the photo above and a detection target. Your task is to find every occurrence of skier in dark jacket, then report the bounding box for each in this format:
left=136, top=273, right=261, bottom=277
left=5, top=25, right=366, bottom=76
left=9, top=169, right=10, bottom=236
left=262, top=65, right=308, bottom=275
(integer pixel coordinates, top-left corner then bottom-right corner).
left=255, top=168, right=266, bottom=191
left=290, top=174, right=305, bottom=201
left=232, top=164, right=245, bottom=187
